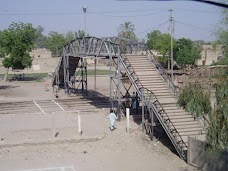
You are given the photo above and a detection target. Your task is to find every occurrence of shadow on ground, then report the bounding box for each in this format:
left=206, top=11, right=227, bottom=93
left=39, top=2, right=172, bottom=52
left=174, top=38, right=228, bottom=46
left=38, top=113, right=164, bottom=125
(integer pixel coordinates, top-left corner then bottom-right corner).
left=65, top=89, right=111, bottom=110
left=0, top=85, right=20, bottom=89
left=8, top=77, right=45, bottom=82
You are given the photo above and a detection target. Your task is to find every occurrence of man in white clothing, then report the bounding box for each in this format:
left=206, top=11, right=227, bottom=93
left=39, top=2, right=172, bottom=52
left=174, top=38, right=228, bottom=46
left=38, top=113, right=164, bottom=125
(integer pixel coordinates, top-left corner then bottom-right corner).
left=108, top=110, right=117, bottom=131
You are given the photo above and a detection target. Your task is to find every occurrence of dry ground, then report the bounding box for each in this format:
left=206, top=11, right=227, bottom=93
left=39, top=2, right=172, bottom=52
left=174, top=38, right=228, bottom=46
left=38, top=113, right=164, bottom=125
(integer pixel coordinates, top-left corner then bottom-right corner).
left=0, top=76, right=197, bottom=171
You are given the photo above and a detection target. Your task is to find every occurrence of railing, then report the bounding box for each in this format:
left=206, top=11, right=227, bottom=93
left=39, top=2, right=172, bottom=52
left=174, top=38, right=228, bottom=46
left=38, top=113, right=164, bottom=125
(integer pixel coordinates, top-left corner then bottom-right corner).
left=119, top=54, right=188, bottom=161
left=146, top=51, right=180, bottom=96
left=52, top=56, right=63, bottom=86
left=198, top=114, right=210, bottom=129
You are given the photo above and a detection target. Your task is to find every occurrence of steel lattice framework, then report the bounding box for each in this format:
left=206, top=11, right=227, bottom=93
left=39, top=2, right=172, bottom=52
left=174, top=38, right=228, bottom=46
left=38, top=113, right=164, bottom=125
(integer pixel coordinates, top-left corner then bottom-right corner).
left=52, top=36, right=195, bottom=161
left=63, top=36, right=120, bottom=58
left=53, top=36, right=149, bottom=113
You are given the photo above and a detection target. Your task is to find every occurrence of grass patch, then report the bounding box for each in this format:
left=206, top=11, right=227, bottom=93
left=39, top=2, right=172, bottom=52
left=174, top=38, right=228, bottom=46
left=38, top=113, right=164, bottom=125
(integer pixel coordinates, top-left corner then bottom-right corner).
left=0, top=70, right=110, bottom=81
left=88, top=69, right=110, bottom=75
left=0, top=73, right=48, bottom=82
left=77, top=69, right=111, bottom=76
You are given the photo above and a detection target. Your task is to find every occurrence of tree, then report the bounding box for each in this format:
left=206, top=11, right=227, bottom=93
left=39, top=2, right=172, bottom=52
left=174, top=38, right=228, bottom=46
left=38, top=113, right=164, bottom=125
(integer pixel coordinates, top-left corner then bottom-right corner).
left=147, top=30, right=172, bottom=57
left=75, top=30, right=88, bottom=38
left=174, top=38, right=201, bottom=66
left=35, top=26, right=47, bottom=48
left=207, top=80, right=228, bottom=151
left=118, top=22, right=137, bottom=40
left=45, top=31, right=66, bottom=57
left=205, top=1, right=228, bottom=152
left=147, top=30, right=172, bottom=67
left=0, top=31, right=5, bottom=58
left=147, top=30, right=161, bottom=49
left=178, top=83, right=211, bottom=118
left=65, top=31, right=75, bottom=43
left=214, top=0, right=228, bottom=64
left=0, top=22, right=37, bottom=81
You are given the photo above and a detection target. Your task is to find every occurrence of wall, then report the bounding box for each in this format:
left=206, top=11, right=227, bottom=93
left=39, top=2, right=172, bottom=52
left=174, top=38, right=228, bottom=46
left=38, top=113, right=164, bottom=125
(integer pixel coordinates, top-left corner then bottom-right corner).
left=197, top=45, right=224, bottom=66
left=188, top=136, right=228, bottom=171
left=0, top=57, right=59, bottom=74
left=30, top=48, right=52, bottom=58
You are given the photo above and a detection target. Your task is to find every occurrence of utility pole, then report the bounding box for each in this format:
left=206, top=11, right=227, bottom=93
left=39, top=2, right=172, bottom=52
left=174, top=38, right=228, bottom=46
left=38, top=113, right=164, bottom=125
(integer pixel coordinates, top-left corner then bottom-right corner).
left=82, top=5, right=87, bottom=35
left=169, top=9, right=174, bottom=81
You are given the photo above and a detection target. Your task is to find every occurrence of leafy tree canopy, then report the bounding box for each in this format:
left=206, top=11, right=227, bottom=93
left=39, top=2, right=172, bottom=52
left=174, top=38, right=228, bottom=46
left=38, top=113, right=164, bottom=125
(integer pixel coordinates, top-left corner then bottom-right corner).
left=147, top=30, right=172, bottom=57
left=0, top=22, right=37, bottom=69
left=214, top=0, right=228, bottom=64
left=0, top=31, right=5, bottom=58
left=75, top=30, right=89, bottom=38
left=174, top=38, right=201, bottom=65
left=35, top=25, right=47, bottom=48
left=65, top=31, right=75, bottom=43
left=118, top=22, right=137, bottom=40
left=45, top=31, right=66, bottom=57
left=207, top=80, right=228, bottom=151
left=178, top=83, right=211, bottom=118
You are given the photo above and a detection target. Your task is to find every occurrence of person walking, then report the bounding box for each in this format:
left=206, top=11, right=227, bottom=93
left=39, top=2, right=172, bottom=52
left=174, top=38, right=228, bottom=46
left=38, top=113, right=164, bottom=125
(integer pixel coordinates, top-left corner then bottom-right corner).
left=108, top=110, right=117, bottom=131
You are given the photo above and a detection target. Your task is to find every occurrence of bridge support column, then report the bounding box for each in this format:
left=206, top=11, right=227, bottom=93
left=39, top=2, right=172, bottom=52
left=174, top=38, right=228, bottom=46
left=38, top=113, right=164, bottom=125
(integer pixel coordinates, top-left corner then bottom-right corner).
left=141, top=88, right=145, bottom=133
left=117, top=56, right=121, bottom=119
left=109, top=49, right=113, bottom=111
left=63, top=54, right=69, bottom=94
left=151, top=108, right=154, bottom=140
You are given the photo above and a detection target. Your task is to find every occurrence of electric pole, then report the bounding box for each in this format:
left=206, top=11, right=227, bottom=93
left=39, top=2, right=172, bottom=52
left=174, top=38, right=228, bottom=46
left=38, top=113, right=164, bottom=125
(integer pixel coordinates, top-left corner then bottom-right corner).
left=169, top=9, right=174, bottom=81
left=82, top=5, right=87, bottom=35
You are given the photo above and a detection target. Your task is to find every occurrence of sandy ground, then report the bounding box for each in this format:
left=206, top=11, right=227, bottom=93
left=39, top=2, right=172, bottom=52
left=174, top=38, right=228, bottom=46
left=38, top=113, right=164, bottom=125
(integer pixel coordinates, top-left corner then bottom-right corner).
left=0, top=76, right=197, bottom=171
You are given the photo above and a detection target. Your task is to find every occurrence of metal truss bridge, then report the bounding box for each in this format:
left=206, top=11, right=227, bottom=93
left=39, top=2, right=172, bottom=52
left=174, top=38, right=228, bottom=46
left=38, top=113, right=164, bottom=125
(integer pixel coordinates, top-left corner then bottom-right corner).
left=52, top=36, right=206, bottom=162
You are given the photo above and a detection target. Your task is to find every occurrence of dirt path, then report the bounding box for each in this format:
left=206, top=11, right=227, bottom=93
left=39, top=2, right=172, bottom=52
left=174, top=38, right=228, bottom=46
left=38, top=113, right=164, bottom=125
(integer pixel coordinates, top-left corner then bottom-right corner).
left=0, top=77, right=197, bottom=171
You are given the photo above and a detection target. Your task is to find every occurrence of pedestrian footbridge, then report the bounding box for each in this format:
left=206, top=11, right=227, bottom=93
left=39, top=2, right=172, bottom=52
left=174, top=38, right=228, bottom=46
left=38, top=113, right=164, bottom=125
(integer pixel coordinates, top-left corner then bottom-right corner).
left=52, top=36, right=207, bottom=161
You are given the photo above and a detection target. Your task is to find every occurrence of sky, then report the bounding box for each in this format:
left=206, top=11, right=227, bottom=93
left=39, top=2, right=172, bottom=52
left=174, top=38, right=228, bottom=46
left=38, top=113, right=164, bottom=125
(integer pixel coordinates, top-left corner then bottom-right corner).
left=0, top=0, right=224, bottom=41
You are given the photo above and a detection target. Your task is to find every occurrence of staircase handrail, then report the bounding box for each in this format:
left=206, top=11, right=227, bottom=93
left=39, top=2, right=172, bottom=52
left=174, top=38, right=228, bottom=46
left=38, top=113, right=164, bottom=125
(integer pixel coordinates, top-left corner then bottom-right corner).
left=119, top=54, right=187, bottom=161
left=52, top=56, right=63, bottom=86
left=142, top=87, right=187, bottom=160
left=146, top=50, right=180, bottom=96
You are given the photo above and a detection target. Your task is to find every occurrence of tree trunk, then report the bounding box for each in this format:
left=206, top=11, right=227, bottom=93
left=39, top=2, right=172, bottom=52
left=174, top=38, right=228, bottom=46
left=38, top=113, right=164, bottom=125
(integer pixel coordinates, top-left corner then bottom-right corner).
left=4, top=68, right=9, bottom=82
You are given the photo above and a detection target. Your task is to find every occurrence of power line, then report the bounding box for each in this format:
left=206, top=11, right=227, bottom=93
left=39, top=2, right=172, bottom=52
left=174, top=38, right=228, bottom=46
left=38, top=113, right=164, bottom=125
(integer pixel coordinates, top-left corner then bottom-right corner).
left=89, top=9, right=168, bottom=13
left=173, top=8, right=218, bottom=14
left=0, top=12, right=82, bottom=16
left=137, top=20, right=169, bottom=36
left=175, top=20, right=214, bottom=33
left=0, top=9, right=168, bottom=16
left=0, top=8, right=218, bottom=16
left=92, top=11, right=168, bottom=17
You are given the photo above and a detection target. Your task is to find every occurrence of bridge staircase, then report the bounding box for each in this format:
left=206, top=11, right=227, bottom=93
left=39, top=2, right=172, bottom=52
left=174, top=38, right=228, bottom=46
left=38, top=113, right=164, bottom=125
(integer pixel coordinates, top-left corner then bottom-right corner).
left=52, top=56, right=80, bottom=88
left=119, top=53, right=206, bottom=161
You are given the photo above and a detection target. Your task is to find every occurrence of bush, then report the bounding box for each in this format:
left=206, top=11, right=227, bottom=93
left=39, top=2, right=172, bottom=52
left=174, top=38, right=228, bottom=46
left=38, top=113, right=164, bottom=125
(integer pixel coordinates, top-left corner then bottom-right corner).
left=178, top=83, right=211, bottom=118
left=207, top=80, right=228, bottom=151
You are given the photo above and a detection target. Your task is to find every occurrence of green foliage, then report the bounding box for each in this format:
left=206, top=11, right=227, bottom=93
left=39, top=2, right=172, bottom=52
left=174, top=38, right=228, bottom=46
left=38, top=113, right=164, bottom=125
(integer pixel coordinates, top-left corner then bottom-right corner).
left=178, top=83, right=211, bottom=118
left=215, top=1, right=228, bottom=64
left=206, top=3, right=228, bottom=151
left=147, top=30, right=172, bottom=58
left=65, top=31, right=75, bottom=43
left=43, top=30, right=90, bottom=57
left=215, top=80, right=228, bottom=102
left=174, top=38, right=201, bottom=65
left=35, top=26, right=47, bottom=48
left=45, top=31, right=66, bottom=57
left=207, top=80, right=228, bottom=151
left=0, top=22, right=37, bottom=69
left=75, top=30, right=89, bottom=38
left=118, top=22, right=137, bottom=40
left=2, top=57, right=12, bottom=68
left=155, top=56, right=168, bottom=68
left=0, top=31, right=5, bottom=58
